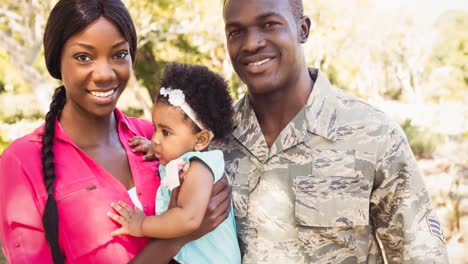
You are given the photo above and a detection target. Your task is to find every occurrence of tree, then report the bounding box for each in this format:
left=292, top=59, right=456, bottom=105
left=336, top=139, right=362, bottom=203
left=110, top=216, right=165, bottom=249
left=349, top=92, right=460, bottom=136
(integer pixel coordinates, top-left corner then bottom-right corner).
left=0, top=0, right=56, bottom=111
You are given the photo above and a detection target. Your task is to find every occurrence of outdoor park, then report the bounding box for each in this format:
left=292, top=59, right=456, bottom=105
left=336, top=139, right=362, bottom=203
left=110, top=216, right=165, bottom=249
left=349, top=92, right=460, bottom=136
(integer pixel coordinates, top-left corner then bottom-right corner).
left=0, top=0, right=467, bottom=263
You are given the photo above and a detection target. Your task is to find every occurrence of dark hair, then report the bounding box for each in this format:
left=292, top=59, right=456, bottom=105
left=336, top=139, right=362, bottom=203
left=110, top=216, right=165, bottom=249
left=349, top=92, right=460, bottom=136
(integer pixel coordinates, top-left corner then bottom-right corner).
left=41, top=1, right=137, bottom=262
left=44, top=0, right=137, bottom=80
left=223, top=0, right=303, bottom=20
left=157, top=63, right=234, bottom=141
left=289, top=0, right=304, bottom=20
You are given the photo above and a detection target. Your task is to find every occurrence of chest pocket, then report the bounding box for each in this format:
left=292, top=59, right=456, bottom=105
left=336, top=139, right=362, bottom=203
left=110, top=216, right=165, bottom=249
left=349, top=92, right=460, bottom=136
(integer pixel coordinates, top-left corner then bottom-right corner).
left=293, top=149, right=369, bottom=227
left=54, top=175, right=144, bottom=261
left=54, top=176, right=113, bottom=260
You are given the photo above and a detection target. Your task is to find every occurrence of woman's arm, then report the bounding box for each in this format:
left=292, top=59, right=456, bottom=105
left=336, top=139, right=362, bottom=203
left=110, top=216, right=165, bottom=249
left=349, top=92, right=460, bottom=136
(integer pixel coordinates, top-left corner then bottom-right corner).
left=0, top=150, right=54, bottom=263
left=130, top=167, right=231, bottom=264
left=109, top=161, right=214, bottom=238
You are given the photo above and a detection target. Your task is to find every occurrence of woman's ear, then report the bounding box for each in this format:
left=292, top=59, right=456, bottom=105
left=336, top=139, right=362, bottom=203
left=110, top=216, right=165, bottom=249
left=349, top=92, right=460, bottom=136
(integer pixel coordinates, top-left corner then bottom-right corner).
left=193, top=130, right=214, bottom=151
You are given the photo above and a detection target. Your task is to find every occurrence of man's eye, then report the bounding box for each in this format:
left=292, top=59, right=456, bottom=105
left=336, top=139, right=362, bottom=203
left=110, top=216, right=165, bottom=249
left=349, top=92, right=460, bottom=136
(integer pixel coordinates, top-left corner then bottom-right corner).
left=228, top=30, right=241, bottom=38
left=265, top=21, right=279, bottom=27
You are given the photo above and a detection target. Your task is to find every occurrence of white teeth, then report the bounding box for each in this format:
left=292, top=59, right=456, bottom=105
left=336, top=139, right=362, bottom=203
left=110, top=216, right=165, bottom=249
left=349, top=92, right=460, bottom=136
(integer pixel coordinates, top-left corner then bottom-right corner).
left=90, top=89, right=115, bottom=98
left=249, top=58, right=271, bottom=67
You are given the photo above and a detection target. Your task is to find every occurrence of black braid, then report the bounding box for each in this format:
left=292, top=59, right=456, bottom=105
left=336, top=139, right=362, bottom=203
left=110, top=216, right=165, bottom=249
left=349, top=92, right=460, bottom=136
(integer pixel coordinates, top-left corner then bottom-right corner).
left=41, top=86, right=66, bottom=264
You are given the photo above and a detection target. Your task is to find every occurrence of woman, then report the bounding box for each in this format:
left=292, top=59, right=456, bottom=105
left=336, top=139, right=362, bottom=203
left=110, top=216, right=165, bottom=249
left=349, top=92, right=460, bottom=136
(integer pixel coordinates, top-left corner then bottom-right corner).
left=0, top=0, right=230, bottom=263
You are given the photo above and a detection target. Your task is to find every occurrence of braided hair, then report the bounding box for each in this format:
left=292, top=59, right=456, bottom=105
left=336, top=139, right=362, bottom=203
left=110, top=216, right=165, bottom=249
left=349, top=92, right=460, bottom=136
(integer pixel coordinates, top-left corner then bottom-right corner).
left=41, top=86, right=66, bottom=263
left=41, top=0, right=137, bottom=262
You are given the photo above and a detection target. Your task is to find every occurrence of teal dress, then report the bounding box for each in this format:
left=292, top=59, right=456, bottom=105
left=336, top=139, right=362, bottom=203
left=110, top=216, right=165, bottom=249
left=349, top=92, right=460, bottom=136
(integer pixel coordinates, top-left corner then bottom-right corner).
left=156, top=150, right=241, bottom=264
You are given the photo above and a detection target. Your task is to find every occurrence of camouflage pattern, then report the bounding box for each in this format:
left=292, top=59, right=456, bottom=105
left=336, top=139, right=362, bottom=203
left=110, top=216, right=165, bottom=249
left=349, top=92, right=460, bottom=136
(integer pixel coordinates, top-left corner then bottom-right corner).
left=213, top=69, right=449, bottom=263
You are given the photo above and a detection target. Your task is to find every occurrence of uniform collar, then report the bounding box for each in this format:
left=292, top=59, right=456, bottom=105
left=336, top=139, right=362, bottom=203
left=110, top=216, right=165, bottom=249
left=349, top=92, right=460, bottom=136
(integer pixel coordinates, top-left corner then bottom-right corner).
left=304, top=68, right=338, bottom=142
left=232, top=68, right=338, bottom=162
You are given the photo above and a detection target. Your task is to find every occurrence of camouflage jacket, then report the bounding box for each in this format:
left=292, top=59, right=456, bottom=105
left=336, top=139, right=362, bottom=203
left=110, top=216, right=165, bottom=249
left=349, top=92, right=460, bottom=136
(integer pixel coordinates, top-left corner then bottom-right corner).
left=215, top=69, right=448, bottom=263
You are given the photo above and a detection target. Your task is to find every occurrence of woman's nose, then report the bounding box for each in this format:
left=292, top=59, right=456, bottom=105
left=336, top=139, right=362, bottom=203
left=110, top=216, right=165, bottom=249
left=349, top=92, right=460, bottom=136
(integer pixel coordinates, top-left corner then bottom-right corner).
left=92, top=59, right=116, bottom=83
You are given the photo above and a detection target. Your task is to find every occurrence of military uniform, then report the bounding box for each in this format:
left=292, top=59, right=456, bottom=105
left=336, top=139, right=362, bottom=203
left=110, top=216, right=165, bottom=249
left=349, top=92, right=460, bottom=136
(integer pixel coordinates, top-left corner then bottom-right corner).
left=214, top=69, right=448, bottom=263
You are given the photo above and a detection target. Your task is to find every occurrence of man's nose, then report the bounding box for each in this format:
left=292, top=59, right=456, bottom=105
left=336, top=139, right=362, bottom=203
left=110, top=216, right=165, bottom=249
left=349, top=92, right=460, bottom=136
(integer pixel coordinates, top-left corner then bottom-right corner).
left=242, top=28, right=266, bottom=52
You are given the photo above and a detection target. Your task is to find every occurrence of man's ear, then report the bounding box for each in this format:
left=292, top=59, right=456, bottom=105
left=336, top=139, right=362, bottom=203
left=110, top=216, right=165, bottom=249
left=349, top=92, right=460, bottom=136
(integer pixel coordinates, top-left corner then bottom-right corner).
left=298, top=16, right=311, bottom=44
left=193, top=130, right=214, bottom=151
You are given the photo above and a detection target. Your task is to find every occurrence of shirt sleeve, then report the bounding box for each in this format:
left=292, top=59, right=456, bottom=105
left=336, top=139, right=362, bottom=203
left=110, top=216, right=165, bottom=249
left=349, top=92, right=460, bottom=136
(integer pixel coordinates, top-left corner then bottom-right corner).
left=0, top=150, right=54, bottom=263
left=182, top=150, right=225, bottom=183
left=370, top=121, right=449, bottom=263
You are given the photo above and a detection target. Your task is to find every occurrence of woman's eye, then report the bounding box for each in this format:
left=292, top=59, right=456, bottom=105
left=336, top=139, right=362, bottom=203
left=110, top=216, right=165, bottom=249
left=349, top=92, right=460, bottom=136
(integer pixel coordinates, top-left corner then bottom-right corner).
left=162, top=129, right=170, bottom=136
left=113, top=51, right=129, bottom=60
left=75, top=54, right=91, bottom=62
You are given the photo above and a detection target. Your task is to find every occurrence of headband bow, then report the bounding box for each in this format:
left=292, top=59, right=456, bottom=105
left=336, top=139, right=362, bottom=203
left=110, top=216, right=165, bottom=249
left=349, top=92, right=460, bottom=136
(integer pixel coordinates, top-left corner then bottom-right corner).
left=160, top=87, right=206, bottom=130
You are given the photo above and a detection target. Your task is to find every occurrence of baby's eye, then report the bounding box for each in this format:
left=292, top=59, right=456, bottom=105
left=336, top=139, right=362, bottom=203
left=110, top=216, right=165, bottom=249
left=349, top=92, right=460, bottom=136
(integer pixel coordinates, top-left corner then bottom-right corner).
left=162, top=129, right=171, bottom=136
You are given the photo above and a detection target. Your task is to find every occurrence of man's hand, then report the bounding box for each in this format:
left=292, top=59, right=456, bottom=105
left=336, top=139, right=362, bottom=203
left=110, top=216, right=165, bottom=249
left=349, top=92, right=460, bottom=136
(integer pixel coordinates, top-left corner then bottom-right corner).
left=108, top=201, right=146, bottom=237
left=128, top=136, right=155, bottom=161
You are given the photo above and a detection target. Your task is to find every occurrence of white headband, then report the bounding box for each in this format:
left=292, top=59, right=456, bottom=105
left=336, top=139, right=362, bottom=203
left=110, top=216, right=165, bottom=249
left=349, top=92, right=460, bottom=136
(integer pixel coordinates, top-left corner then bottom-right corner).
left=160, top=87, right=206, bottom=130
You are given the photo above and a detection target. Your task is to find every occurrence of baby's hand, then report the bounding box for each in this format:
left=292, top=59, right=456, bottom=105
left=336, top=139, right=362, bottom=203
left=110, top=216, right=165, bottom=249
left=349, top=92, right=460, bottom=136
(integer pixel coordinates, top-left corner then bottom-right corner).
left=128, top=136, right=155, bottom=161
left=108, top=201, right=145, bottom=237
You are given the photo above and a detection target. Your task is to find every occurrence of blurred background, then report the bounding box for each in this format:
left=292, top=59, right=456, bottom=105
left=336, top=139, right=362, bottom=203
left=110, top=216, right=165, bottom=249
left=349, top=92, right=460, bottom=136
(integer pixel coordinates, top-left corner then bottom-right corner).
left=0, top=0, right=467, bottom=263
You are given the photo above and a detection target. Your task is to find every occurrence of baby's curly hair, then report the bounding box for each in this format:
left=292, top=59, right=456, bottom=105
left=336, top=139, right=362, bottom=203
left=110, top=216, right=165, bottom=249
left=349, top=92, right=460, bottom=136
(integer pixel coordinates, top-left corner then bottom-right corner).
left=156, top=63, right=234, bottom=141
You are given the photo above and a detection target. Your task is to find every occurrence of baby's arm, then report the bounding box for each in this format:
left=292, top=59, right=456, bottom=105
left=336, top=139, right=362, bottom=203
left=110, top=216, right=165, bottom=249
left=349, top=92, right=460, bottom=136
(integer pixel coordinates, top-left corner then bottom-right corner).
left=128, top=136, right=155, bottom=161
left=108, top=161, right=214, bottom=239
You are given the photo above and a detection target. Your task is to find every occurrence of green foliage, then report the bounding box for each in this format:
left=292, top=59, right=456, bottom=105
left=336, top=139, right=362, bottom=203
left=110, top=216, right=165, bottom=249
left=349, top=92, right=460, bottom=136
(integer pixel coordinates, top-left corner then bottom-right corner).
left=0, top=135, right=11, bottom=155
left=383, top=88, right=403, bottom=100
left=121, top=107, right=144, bottom=118
left=424, top=10, right=468, bottom=102
left=133, top=42, right=165, bottom=101
left=1, top=111, right=43, bottom=125
left=128, top=0, right=229, bottom=101
left=401, top=119, right=444, bottom=159
left=0, top=48, right=29, bottom=93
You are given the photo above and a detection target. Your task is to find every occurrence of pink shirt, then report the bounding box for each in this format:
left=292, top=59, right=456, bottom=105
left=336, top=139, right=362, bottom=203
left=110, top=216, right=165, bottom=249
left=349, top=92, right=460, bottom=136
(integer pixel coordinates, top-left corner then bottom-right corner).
left=0, top=109, right=160, bottom=263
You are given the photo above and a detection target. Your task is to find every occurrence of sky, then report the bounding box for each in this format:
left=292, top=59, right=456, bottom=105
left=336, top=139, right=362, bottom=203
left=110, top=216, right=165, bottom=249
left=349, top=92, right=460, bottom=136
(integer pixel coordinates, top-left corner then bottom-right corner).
left=374, top=0, right=468, bottom=25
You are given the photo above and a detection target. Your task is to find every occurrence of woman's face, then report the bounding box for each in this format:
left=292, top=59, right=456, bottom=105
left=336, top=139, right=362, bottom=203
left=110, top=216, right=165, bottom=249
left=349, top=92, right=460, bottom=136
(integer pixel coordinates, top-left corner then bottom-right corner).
left=60, top=17, right=132, bottom=118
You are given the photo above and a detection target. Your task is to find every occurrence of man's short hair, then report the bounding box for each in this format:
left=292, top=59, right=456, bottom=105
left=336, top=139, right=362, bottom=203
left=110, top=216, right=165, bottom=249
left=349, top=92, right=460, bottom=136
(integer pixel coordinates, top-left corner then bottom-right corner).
left=289, top=0, right=304, bottom=20
left=223, top=0, right=304, bottom=20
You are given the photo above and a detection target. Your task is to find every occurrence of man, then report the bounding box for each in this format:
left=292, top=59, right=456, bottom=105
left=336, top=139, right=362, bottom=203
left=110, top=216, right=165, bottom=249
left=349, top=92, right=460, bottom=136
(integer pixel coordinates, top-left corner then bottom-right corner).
left=219, top=0, right=449, bottom=263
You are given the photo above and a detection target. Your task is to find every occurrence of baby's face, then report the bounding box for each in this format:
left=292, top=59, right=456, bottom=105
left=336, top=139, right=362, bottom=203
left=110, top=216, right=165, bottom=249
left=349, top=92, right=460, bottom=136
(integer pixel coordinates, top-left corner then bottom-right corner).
left=151, top=102, right=198, bottom=166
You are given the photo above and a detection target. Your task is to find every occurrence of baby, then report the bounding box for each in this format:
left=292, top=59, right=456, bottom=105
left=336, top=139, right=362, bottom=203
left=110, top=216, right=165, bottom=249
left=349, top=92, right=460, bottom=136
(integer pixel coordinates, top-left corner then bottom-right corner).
left=108, top=63, right=240, bottom=263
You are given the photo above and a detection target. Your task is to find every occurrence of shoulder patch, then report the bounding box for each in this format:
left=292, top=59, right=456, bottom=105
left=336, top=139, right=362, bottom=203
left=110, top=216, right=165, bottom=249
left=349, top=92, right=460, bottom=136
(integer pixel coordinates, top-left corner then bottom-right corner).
left=427, top=216, right=445, bottom=244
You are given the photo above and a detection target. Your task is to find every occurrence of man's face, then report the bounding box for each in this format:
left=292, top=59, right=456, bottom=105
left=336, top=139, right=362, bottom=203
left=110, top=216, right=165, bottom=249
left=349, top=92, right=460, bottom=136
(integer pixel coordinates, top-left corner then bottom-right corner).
left=223, top=0, right=307, bottom=96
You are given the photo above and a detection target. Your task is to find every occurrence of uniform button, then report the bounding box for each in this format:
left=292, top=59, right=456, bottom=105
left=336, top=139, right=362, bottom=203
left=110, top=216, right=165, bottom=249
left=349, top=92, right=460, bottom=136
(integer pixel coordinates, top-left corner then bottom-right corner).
left=15, top=243, right=20, bottom=247
left=143, top=204, right=147, bottom=208
left=138, top=192, right=142, bottom=196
